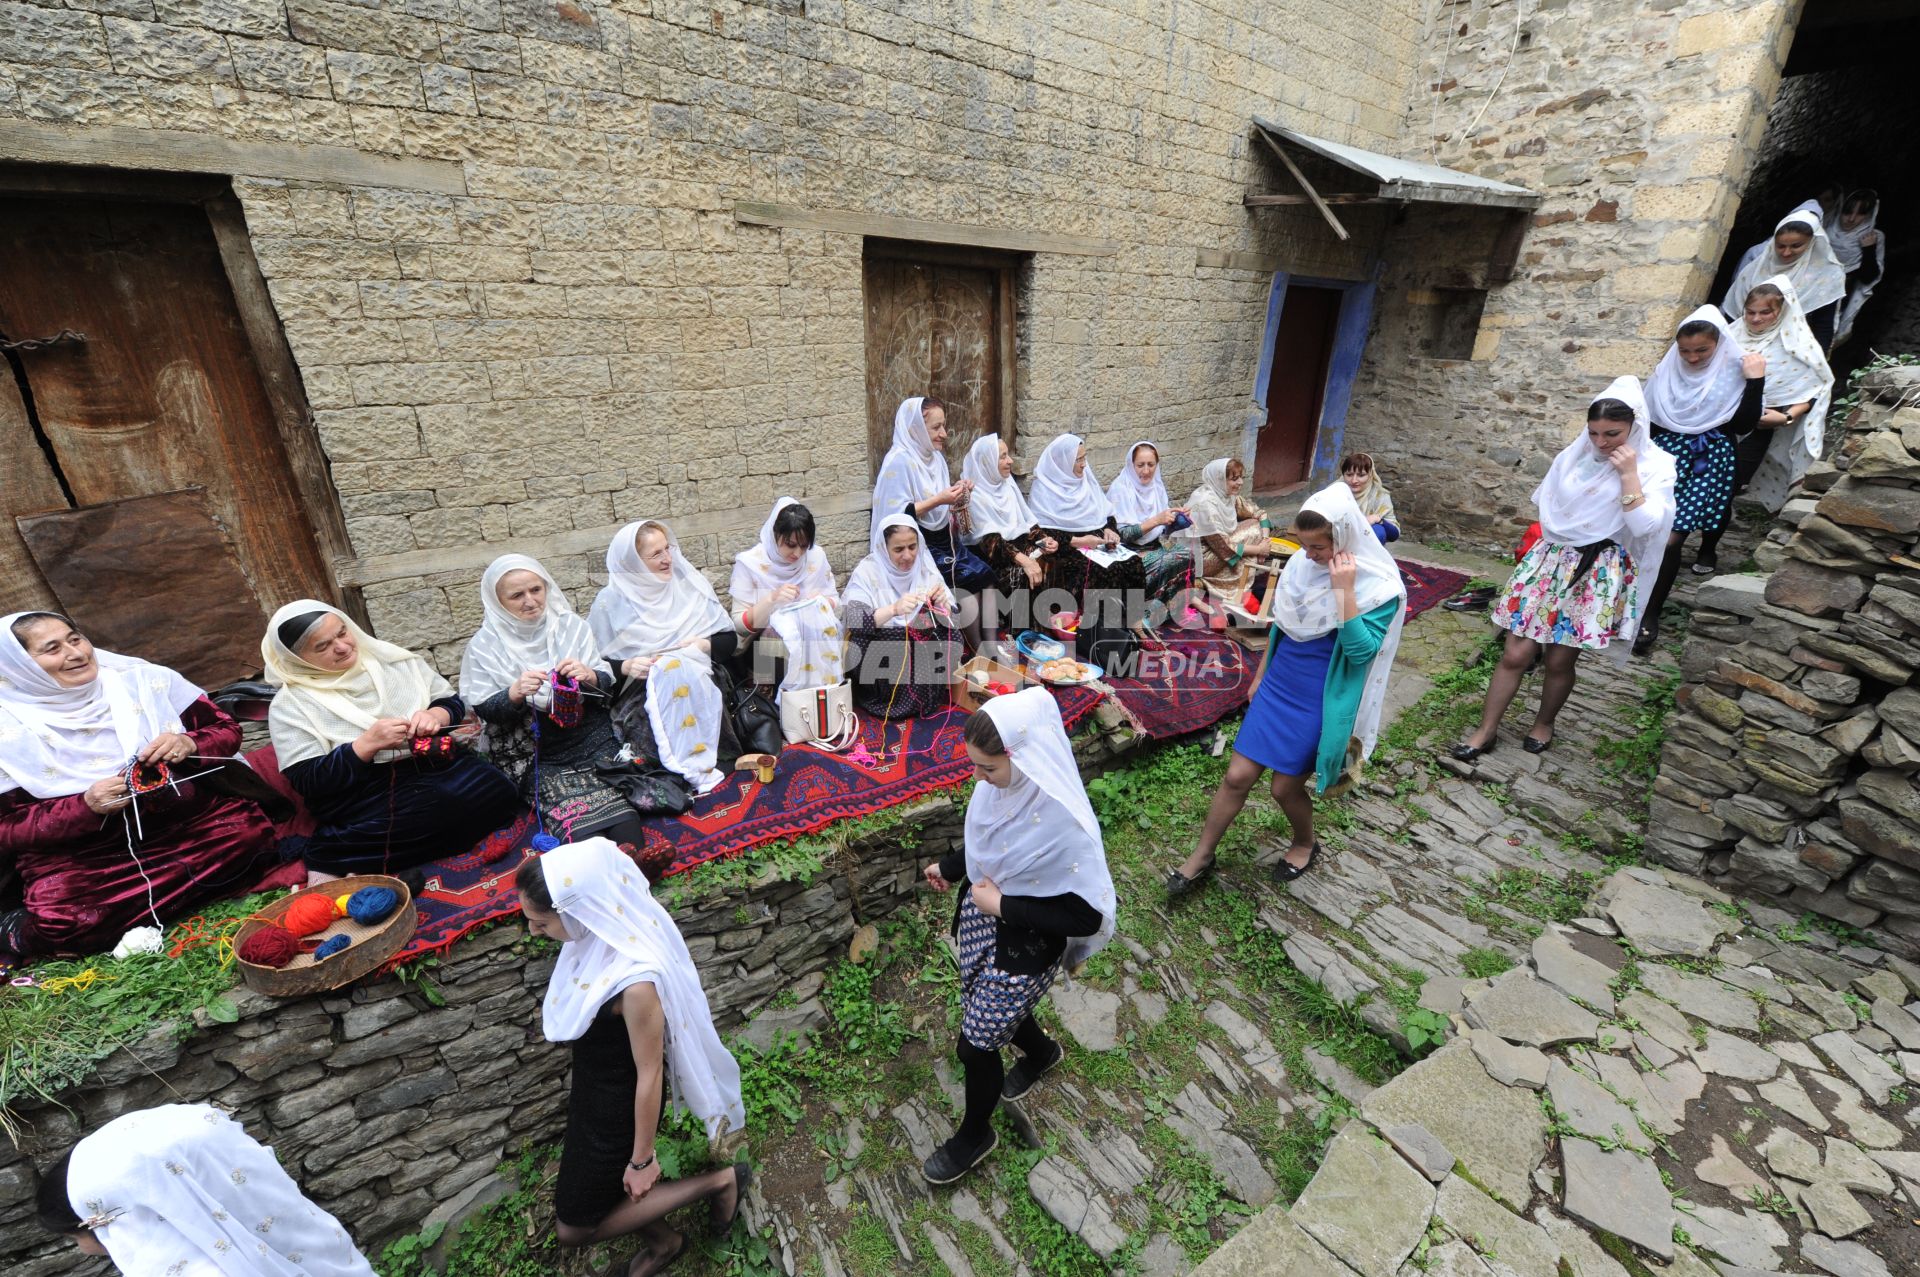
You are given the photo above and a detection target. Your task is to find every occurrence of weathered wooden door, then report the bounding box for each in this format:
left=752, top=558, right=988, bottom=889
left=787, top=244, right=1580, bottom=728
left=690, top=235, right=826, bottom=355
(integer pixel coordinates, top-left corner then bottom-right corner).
left=863, top=243, right=1018, bottom=479
left=0, top=196, right=335, bottom=681
left=1257, top=284, right=1342, bottom=493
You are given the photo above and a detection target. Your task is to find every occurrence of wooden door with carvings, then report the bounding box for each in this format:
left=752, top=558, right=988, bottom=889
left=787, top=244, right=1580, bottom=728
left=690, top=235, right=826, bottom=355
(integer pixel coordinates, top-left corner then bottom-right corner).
left=0, top=196, right=334, bottom=681
left=862, top=242, right=1019, bottom=481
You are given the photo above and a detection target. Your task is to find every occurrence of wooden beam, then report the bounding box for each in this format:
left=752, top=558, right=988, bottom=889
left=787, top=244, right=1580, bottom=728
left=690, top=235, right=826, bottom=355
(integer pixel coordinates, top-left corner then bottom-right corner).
left=0, top=120, right=467, bottom=194
left=1253, top=128, right=1351, bottom=242
left=734, top=202, right=1121, bottom=257
left=1242, top=193, right=1387, bottom=207
left=1485, top=207, right=1531, bottom=286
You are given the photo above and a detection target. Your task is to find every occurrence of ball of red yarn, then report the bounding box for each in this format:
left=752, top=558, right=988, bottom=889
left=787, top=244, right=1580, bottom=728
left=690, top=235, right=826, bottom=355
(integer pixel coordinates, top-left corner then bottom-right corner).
left=238, top=925, right=299, bottom=968
left=281, top=893, right=341, bottom=937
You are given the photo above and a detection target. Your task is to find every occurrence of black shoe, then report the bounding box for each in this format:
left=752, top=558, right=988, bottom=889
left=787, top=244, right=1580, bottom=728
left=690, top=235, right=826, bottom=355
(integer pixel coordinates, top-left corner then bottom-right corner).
left=1523, top=733, right=1553, bottom=754
left=1691, top=556, right=1719, bottom=576
left=922, top=1129, right=998, bottom=1185
left=1447, top=739, right=1496, bottom=762
left=1272, top=842, right=1320, bottom=883
left=1165, top=855, right=1215, bottom=898
left=1632, top=622, right=1659, bottom=657
left=1002, top=1040, right=1064, bottom=1101
left=1443, top=588, right=1497, bottom=612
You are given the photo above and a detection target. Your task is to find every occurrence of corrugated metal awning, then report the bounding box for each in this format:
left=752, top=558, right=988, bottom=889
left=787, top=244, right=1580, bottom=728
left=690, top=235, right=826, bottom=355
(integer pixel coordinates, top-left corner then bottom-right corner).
left=1251, top=116, right=1541, bottom=212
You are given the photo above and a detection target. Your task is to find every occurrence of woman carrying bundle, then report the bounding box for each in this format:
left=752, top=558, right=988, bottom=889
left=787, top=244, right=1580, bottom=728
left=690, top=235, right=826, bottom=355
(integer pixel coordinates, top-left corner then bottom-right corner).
left=0, top=612, right=285, bottom=963
left=1027, top=434, right=1148, bottom=667
left=590, top=520, right=745, bottom=796
left=1450, top=378, right=1675, bottom=760
left=1105, top=441, right=1193, bottom=605
left=841, top=516, right=963, bottom=719
left=872, top=395, right=993, bottom=594
left=920, top=689, right=1116, bottom=1184
left=464, top=554, right=651, bottom=845
left=265, top=602, right=520, bottom=884
left=1633, top=306, right=1767, bottom=652
left=960, top=434, right=1058, bottom=634
left=517, top=839, right=748, bottom=1275
left=1165, top=481, right=1405, bottom=895
left=35, top=1103, right=377, bottom=1274
left=1722, top=201, right=1847, bottom=349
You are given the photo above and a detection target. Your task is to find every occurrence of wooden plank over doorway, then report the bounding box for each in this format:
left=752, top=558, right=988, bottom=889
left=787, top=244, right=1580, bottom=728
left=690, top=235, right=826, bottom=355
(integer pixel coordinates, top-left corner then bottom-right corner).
left=735, top=202, right=1120, bottom=257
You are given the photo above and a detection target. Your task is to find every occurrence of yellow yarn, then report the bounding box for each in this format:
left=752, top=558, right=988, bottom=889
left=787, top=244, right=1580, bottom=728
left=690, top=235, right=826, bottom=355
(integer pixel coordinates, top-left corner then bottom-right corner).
left=39, top=969, right=112, bottom=995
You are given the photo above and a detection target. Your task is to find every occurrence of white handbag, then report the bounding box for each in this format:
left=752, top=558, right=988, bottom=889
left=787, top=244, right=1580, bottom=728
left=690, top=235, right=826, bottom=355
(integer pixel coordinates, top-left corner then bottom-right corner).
left=780, top=682, right=858, bottom=751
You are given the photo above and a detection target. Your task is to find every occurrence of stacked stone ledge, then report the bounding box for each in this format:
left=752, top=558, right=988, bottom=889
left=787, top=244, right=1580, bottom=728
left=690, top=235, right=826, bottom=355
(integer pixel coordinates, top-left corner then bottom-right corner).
left=1648, top=363, right=1920, bottom=956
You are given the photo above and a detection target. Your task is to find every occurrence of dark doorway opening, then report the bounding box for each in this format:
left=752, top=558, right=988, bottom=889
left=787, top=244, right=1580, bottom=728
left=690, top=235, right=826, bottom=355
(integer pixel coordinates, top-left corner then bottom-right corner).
left=1256, top=283, right=1342, bottom=494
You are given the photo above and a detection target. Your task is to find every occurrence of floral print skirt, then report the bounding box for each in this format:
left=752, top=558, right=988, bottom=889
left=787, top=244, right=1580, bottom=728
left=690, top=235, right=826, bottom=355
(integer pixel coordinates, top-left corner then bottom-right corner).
left=1492, top=539, right=1637, bottom=650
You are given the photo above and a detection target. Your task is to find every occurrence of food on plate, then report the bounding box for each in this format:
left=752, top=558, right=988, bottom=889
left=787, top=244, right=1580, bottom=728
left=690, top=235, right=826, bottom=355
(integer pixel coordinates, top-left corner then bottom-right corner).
left=1039, top=659, right=1091, bottom=683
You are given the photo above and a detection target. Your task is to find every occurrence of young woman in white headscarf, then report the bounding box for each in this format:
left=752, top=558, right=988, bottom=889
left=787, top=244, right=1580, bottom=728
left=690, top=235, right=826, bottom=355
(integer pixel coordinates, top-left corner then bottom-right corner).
left=590, top=521, right=753, bottom=796
left=1165, top=481, right=1405, bottom=895
left=1721, top=200, right=1848, bottom=349
left=871, top=395, right=995, bottom=593
left=1829, top=190, right=1886, bottom=348
left=1177, top=457, right=1276, bottom=610
left=1450, top=379, right=1675, bottom=761
left=1633, top=306, right=1769, bottom=653
left=1707, top=277, right=1835, bottom=537
left=840, top=515, right=963, bottom=719
left=0, top=612, right=287, bottom=965
left=36, top=1103, right=377, bottom=1275
left=1105, top=441, right=1193, bottom=604
left=463, top=554, right=660, bottom=845
left=515, top=839, right=748, bottom=1274
left=1027, top=433, right=1150, bottom=667
left=919, top=689, right=1115, bottom=1184
left=959, top=434, right=1059, bottom=635
left=264, top=602, right=520, bottom=885
left=728, top=498, right=843, bottom=694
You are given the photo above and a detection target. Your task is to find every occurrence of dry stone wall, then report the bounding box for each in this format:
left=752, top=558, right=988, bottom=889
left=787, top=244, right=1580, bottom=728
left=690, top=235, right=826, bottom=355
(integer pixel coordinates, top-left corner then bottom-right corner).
left=1649, top=363, right=1920, bottom=956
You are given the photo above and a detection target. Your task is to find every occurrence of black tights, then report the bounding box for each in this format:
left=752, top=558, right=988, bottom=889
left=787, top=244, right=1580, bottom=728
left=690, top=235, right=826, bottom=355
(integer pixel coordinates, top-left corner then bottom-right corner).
left=956, top=1017, right=1053, bottom=1142
left=1639, top=531, right=1686, bottom=638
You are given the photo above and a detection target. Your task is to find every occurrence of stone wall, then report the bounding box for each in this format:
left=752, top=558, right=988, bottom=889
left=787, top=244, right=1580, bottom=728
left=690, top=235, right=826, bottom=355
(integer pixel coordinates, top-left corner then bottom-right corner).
left=0, top=707, right=1137, bottom=1276
left=1647, top=363, right=1920, bottom=957
left=1342, top=0, right=1802, bottom=536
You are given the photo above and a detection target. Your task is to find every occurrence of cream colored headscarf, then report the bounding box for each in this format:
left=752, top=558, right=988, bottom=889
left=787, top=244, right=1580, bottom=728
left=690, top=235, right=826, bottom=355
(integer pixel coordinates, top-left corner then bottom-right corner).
left=263, top=601, right=449, bottom=767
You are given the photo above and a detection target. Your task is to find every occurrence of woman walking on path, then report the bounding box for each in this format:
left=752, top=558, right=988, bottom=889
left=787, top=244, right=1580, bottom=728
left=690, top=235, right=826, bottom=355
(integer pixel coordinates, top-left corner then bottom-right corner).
left=1165, top=480, right=1405, bottom=896
left=1722, top=201, right=1847, bottom=348
left=1450, top=378, right=1675, bottom=761
left=919, top=689, right=1116, bottom=1185
left=1633, top=307, right=1766, bottom=653
left=517, top=838, right=748, bottom=1275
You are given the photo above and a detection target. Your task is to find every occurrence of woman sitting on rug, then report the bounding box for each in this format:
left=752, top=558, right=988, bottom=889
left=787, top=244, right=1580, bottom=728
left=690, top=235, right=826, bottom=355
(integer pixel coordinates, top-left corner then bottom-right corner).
left=591, top=520, right=743, bottom=795
left=1632, top=306, right=1767, bottom=653
left=960, top=435, right=1057, bottom=635
left=1165, top=481, right=1405, bottom=896
left=0, top=612, right=287, bottom=964
left=728, top=497, right=843, bottom=692
left=517, top=839, right=748, bottom=1275
left=1027, top=433, right=1148, bottom=667
left=841, top=516, right=964, bottom=720
left=1450, top=378, right=1675, bottom=760
left=1340, top=453, right=1401, bottom=544
left=1180, top=458, right=1275, bottom=613
left=266, top=602, right=521, bottom=885
left=872, top=395, right=994, bottom=594
left=1105, top=440, right=1193, bottom=605
left=464, top=554, right=659, bottom=846
left=35, top=1103, right=377, bottom=1274
left=919, top=689, right=1116, bottom=1184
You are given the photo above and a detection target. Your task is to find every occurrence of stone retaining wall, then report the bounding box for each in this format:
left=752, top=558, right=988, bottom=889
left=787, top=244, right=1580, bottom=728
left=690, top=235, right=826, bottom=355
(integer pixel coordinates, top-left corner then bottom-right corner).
left=0, top=704, right=1139, bottom=1275
left=1647, top=362, right=1920, bottom=956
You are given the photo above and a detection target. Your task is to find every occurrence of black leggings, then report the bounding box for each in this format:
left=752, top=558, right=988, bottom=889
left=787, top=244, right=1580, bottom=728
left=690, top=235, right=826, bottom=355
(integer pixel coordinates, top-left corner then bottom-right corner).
left=956, top=1017, right=1053, bottom=1142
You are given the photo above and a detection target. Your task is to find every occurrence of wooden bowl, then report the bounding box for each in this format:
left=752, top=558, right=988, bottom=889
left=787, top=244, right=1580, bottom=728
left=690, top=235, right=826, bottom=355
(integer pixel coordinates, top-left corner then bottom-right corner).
left=233, top=874, right=418, bottom=997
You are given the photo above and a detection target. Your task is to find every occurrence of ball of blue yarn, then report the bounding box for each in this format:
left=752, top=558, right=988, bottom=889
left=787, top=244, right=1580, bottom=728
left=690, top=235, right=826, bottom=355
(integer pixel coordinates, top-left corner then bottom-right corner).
left=530, top=832, right=562, bottom=852
left=346, top=886, right=400, bottom=925
left=313, top=933, right=352, bottom=959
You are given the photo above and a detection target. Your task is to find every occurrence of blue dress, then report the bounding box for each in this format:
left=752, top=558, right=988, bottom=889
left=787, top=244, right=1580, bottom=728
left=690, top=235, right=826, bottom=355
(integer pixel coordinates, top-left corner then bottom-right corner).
left=1234, top=631, right=1337, bottom=777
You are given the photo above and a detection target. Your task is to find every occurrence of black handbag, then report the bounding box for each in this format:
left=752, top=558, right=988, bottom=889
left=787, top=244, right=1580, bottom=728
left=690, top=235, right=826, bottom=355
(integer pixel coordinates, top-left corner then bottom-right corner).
left=730, top=684, right=784, bottom=758
left=592, top=757, right=693, bottom=816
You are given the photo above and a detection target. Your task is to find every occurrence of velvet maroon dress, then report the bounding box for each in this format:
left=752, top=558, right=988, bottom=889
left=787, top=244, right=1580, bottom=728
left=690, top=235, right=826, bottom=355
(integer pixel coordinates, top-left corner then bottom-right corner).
left=0, top=697, right=279, bottom=961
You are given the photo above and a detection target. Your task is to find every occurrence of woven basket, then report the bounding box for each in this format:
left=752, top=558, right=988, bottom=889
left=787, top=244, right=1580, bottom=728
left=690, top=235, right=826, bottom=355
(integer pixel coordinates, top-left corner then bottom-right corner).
left=233, top=874, right=418, bottom=998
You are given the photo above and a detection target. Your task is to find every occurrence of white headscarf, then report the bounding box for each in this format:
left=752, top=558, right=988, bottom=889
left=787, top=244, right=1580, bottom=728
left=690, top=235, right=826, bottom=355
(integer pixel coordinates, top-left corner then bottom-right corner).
left=0, top=613, right=202, bottom=800
left=589, top=521, right=733, bottom=662
left=263, top=601, right=449, bottom=767
left=67, top=1103, right=376, bottom=1277
left=1026, top=434, right=1114, bottom=532
left=963, top=688, right=1116, bottom=970
left=1722, top=202, right=1847, bottom=318
left=959, top=435, right=1038, bottom=544
left=1731, top=276, right=1836, bottom=512
left=1270, top=482, right=1407, bottom=759
left=871, top=397, right=953, bottom=536
left=537, top=838, right=745, bottom=1138
left=1643, top=305, right=1750, bottom=435
left=1533, top=377, right=1678, bottom=663
left=459, top=556, right=602, bottom=707
left=844, top=515, right=949, bottom=626
left=1182, top=459, right=1240, bottom=539
left=1825, top=192, right=1879, bottom=272
left=729, top=498, right=836, bottom=608
left=1105, top=441, right=1170, bottom=542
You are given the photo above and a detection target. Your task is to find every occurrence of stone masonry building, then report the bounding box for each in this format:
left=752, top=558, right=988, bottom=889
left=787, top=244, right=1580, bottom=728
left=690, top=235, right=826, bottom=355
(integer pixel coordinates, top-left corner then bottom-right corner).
left=0, top=0, right=1855, bottom=675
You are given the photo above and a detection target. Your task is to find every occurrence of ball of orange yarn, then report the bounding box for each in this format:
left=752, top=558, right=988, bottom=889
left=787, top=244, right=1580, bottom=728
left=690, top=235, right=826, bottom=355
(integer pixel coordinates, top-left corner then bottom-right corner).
left=238, top=925, right=298, bottom=968
left=281, top=893, right=342, bottom=937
